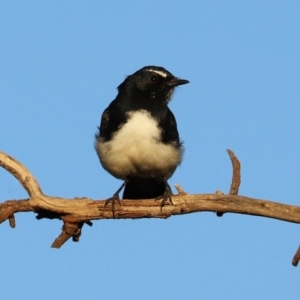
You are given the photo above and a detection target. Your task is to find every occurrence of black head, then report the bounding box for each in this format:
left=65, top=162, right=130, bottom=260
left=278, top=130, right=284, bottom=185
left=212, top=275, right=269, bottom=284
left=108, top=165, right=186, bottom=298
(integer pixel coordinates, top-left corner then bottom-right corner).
left=117, top=66, right=189, bottom=104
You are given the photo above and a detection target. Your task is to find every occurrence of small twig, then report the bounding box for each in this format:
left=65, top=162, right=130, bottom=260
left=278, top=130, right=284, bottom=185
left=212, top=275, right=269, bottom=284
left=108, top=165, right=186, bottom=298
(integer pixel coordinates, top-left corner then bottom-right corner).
left=51, top=222, right=84, bottom=248
left=217, top=149, right=241, bottom=217
left=292, top=245, right=300, bottom=266
left=8, top=214, right=15, bottom=228
left=227, top=149, right=241, bottom=195
left=174, top=184, right=187, bottom=195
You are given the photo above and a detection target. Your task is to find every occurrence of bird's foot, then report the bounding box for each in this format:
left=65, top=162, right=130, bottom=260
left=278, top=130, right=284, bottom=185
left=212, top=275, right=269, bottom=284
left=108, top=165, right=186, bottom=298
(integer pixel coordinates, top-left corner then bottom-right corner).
left=155, top=184, right=173, bottom=211
left=105, top=193, right=122, bottom=218
left=105, top=182, right=126, bottom=218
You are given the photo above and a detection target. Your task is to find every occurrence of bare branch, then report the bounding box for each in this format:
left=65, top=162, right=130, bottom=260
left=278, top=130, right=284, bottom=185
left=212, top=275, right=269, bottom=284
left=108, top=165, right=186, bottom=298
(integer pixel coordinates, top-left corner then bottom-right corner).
left=1, top=149, right=300, bottom=267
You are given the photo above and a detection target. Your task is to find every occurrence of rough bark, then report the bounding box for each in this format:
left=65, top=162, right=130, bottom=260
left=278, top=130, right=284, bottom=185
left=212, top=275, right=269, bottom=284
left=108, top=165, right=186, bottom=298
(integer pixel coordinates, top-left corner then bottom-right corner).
left=1, top=150, right=299, bottom=266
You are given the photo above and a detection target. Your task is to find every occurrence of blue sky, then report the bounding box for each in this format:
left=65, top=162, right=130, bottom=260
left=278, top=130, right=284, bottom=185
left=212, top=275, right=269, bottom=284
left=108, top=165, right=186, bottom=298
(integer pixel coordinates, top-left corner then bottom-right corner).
left=1, top=1, right=300, bottom=299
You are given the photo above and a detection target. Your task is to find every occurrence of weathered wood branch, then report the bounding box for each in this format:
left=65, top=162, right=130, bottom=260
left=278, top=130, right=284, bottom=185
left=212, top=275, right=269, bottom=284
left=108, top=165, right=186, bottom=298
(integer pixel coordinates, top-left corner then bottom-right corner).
left=0, top=149, right=299, bottom=266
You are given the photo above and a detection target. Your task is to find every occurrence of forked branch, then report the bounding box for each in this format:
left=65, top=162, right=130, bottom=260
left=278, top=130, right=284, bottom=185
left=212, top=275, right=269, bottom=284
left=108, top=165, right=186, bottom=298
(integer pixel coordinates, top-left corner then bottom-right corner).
left=0, top=149, right=300, bottom=266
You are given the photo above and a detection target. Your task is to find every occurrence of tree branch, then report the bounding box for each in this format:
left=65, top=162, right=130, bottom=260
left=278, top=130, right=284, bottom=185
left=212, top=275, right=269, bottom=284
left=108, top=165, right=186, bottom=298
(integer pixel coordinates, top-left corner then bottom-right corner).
left=1, top=149, right=300, bottom=266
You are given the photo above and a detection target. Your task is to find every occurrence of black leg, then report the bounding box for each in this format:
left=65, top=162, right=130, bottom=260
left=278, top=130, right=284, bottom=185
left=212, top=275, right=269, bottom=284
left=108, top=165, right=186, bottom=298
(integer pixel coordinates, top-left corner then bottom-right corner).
left=155, top=179, right=173, bottom=211
left=105, top=181, right=126, bottom=218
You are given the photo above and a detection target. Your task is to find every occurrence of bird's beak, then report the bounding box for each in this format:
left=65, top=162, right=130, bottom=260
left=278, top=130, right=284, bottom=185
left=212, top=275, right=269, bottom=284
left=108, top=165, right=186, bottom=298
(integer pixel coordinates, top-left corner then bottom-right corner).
left=167, top=77, right=189, bottom=87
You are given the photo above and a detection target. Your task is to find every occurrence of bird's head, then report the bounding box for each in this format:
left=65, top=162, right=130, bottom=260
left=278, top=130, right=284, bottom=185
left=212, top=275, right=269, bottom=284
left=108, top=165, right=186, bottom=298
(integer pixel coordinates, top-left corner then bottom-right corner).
left=118, top=66, right=189, bottom=104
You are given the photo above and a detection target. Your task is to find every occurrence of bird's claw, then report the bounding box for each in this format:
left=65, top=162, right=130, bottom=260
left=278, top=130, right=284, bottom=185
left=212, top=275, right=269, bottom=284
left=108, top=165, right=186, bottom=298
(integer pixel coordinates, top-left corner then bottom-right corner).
left=155, top=186, right=174, bottom=211
left=105, top=193, right=122, bottom=218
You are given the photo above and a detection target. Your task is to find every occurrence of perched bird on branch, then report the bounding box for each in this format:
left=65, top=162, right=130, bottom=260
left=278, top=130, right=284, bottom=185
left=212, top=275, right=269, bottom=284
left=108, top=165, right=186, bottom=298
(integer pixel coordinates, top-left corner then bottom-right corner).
left=95, top=66, right=189, bottom=215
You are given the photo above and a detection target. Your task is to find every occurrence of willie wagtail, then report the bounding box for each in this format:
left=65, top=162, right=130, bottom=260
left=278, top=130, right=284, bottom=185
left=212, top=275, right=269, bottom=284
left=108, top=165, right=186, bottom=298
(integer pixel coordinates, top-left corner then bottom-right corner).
left=95, top=66, right=189, bottom=216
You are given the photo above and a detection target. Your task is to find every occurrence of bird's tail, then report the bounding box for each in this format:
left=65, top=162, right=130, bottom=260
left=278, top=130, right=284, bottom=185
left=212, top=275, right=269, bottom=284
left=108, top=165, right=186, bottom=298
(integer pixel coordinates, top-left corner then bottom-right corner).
left=123, top=177, right=170, bottom=199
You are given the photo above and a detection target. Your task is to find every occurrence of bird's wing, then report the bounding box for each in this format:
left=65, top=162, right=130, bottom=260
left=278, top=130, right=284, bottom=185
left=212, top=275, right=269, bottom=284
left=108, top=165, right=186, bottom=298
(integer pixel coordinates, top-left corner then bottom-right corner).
left=160, top=108, right=181, bottom=146
left=99, top=108, right=110, bottom=138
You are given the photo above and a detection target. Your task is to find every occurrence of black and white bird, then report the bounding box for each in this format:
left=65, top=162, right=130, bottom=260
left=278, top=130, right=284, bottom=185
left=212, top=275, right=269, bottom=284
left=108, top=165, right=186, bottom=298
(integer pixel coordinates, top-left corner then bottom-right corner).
left=95, top=66, right=189, bottom=216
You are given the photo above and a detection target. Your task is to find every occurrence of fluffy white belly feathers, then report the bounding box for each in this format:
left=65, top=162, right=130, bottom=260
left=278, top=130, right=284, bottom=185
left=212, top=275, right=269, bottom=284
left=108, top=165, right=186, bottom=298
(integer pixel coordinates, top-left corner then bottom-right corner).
left=95, top=110, right=182, bottom=180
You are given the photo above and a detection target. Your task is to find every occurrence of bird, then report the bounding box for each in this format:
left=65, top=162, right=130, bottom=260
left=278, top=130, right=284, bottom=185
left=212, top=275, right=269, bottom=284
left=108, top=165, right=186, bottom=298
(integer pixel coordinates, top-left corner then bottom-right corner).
left=94, top=66, right=189, bottom=216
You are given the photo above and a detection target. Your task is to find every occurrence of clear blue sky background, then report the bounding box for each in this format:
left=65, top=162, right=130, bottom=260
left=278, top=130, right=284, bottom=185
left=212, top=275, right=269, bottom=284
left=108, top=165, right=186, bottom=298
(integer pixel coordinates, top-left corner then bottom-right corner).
left=1, top=1, right=300, bottom=299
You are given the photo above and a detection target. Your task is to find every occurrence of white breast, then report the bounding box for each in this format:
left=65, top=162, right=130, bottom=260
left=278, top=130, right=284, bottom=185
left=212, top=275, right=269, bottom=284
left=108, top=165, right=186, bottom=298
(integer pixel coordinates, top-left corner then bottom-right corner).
left=95, top=110, right=182, bottom=180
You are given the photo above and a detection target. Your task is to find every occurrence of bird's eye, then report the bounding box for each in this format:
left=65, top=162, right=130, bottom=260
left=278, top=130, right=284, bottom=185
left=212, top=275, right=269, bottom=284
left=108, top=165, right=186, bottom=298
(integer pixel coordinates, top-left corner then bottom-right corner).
left=151, top=76, right=157, bottom=82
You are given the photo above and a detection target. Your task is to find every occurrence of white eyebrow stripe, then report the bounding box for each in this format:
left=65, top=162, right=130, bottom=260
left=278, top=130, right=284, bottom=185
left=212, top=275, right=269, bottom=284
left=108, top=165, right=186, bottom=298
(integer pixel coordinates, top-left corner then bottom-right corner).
left=145, top=69, right=168, bottom=78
